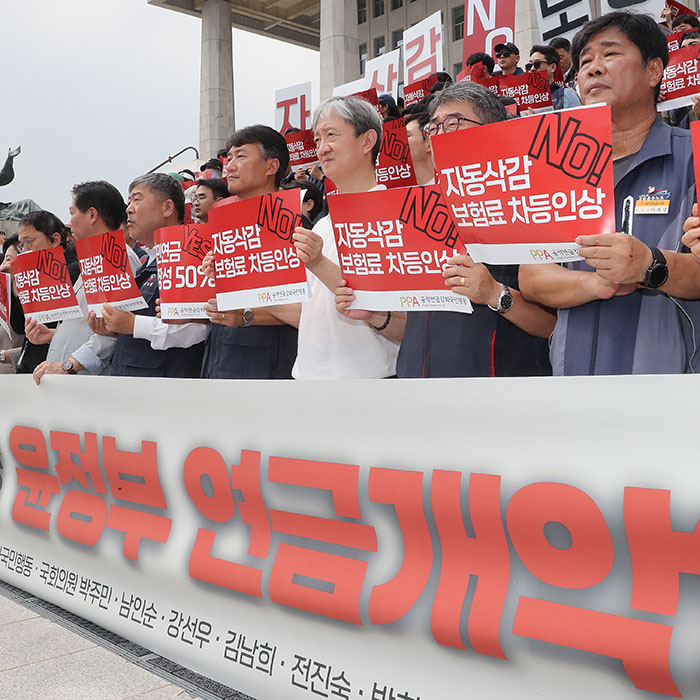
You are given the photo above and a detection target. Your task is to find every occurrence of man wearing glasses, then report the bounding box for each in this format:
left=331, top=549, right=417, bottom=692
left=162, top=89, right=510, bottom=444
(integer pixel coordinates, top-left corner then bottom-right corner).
left=493, top=42, right=525, bottom=77
left=394, top=81, right=555, bottom=378
left=528, top=44, right=581, bottom=111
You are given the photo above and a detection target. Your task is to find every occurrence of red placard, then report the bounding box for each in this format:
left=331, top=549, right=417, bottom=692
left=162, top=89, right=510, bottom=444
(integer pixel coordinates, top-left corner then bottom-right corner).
left=658, top=43, right=700, bottom=112
left=403, top=76, right=439, bottom=106
left=11, top=248, right=82, bottom=323
left=431, top=104, right=614, bottom=264
left=0, top=272, right=11, bottom=339
left=458, top=64, right=501, bottom=93
left=666, top=29, right=694, bottom=53
left=155, top=223, right=215, bottom=319
left=328, top=185, right=471, bottom=313
left=667, top=0, right=696, bottom=18
left=497, top=70, right=553, bottom=112
left=75, top=230, right=147, bottom=316
left=285, top=129, right=319, bottom=172
left=376, top=120, right=418, bottom=189
left=209, top=190, right=308, bottom=310
left=691, top=121, right=700, bottom=202
left=350, top=88, right=382, bottom=116
left=462, top=0, right=516, bottom=68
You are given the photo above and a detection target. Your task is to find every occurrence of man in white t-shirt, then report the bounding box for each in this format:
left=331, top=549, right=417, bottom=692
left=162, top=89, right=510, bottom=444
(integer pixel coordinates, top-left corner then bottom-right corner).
left=292, top=96, right=403, bottom=379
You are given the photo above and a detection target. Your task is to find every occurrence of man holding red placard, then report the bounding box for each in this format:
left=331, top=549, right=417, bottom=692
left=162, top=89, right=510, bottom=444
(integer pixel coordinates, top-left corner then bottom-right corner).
left=91, top=173, right=207, bottom=377
left=200, top=125, right=299, bottom=380
left=31, top=181, right=142, bottom=383
left=292, top=96, right=402, bottom=379
left=520, top=11, right=700, bottom=375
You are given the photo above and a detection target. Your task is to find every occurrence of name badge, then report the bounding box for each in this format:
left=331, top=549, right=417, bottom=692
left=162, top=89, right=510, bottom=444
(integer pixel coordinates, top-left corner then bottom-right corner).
left=635, top=189, right=670, bottom=215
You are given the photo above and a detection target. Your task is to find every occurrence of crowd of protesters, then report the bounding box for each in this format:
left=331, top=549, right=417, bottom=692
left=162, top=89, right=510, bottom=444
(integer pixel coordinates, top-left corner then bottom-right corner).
left=4, top=10, right=700, bottom=382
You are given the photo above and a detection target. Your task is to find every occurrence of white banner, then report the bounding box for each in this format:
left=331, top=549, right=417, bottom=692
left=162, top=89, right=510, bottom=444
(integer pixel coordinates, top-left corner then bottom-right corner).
left=364, top=48, right=401, bottom=100
left=1, top=374, right=700, bottom=699
left=403, top=11, right=444, bottom=85
left=534, top=0, right=592, bottom=44
left=600, top=0, right=664, bottom=19
left=275, top=82, right=313, bottom=133
left=332, top=76, right=370, bottom=97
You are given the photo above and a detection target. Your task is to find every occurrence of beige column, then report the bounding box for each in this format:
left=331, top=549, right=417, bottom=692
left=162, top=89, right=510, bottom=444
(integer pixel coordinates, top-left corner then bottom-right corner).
left=320, top=0, right=360, bottom=100
left=200, top=0, right=235, bottom=158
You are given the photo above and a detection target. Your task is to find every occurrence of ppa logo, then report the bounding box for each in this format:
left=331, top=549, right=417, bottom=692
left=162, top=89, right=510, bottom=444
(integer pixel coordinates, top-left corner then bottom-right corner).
left=400, top=295, right=422, bottom=308
left=530, top=249, right=555, bottom=261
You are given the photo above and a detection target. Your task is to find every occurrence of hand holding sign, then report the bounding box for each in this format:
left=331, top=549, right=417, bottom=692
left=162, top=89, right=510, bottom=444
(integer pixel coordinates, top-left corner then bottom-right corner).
left=204, top=298, right=244, bottom=327
left=334, top=279, right=373, bottom=321
left=87, top=310, right=117, bottom=338
left=442, top=254, right=502, bottom=305
left=681, top=202, right=700, bottom=260
left=293, top=226, right=324, bottom=269
left=575, top=233, right=654, bottom=286
left=102, top=304, right=136, bottom=334
left=24, top=317, right=55, bottom=345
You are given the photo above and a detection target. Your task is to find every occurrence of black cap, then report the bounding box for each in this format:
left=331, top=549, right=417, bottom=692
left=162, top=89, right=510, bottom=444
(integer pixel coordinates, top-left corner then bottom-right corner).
left=378, top=93, right=397, bottom=109
left=494, top=42, right=519, bottom=55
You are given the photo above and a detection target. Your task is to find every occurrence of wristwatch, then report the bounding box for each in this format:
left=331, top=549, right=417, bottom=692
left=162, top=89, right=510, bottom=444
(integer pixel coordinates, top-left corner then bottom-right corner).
left=61, top=359, right=77, bottom=375
left=640, top=247, right=668, bottom=289
left=0, top=350, right=5, bottom=363
left=242, top=308, right=255, bottom=327
left=488, top=285, right=514, bottom=314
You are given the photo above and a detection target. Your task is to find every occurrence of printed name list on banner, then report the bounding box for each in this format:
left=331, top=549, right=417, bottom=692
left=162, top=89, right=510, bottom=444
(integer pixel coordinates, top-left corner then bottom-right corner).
left=376, top=119, right=418, bottom=188
left=328, top=184, right=472, bottom=313
left=75, top=231, right=147, bottom=316
left=10, top=248, right=82, bottom=323
left=285, top=129, right=319, bottom=172
left=209, top=190, right=308, bottom=310
left=155, top=223, right=214, bottom=319
left=431, top=104, right=614, bottom=264
left=498, top=69, right=553, bottom=112
left=0, top=272, right=11, bottom=339
left=657, top=43, right=700, bottom=112
left=403, top=11, right=443, bottom=84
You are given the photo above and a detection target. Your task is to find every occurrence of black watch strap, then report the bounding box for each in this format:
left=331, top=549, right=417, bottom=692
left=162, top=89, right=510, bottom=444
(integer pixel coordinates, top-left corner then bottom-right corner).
left=640, top=247, right=668, bottom=289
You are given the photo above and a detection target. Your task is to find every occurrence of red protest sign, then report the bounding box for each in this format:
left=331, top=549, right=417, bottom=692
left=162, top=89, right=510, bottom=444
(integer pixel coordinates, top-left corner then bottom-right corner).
left=350, top=88, right=382, bottom=116
left=667, top=0, right=696, bottom=18
left=431, top=104, right=614, bottom=265
left=285, top=129, right=319, bottom=172
left=155, top=223, right=215, bottom=319
left=498, top=70, right=553, bottom=112
left=75, top=230, right=147, bottom=316
left=666, top=29, right=694, bottom=52
left=691, top=121, right=700, bottom=201
left=403, top=75, right=439, bottom=106
left=459, top=67, right=501, bottom=93
left=11, top=248, right=82, bottom=323
left=209, top=190, right=308, bottom=310
left=0, top=272, right=11, bottom=339
left=376, top=120, right=418, bottom=189
left=658, top=43, right=700, bottom=111
left=328, top=185, right=471, bottom=313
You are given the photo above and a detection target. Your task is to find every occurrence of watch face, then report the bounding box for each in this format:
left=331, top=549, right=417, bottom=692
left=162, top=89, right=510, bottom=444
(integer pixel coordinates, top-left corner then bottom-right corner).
left=648, top=263, right=668, bottom=288
left=500, top=292, right=514, bottom=312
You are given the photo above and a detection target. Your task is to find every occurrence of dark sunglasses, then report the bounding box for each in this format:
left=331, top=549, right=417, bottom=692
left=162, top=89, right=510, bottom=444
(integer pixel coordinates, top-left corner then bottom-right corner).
left=529, top=59, right=550, bottom=71
left=496, top=51, right=512, bottom=59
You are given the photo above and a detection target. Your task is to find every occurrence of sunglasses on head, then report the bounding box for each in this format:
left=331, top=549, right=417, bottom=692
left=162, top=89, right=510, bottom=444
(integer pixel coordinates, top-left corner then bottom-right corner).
left=496, top=51, right=512, bottom=58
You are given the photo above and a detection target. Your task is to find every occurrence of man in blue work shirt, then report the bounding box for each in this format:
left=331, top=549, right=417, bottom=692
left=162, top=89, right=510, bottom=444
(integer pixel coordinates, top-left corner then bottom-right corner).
left=520, top=11, right=700, bottom=375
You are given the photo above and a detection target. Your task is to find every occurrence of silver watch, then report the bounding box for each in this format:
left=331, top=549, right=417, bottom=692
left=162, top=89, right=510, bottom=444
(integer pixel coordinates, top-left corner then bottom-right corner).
left=488, top=285, right=514, bottom=314
left=242, top=308, right=255, bottom=327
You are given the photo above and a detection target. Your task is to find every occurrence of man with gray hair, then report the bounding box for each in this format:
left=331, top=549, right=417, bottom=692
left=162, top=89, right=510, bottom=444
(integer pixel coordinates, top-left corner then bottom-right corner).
left=292, top=96, right=402, bottom=378
left=338, top=81, right=555, bottom=377
left=89, top=173, right=207, bottom=377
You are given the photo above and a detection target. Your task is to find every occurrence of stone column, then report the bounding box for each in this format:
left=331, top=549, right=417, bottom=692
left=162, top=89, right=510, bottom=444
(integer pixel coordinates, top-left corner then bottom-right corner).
left=200, top=0, right=235, bottom=159
left=320, top=0, right=360, bottom=100
left=515, top=0, right=541, bottom=66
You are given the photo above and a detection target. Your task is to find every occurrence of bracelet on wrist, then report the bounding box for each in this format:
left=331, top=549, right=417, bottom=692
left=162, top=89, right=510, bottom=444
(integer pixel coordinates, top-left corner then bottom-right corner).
left=371, top=311, right=391, bottom=332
